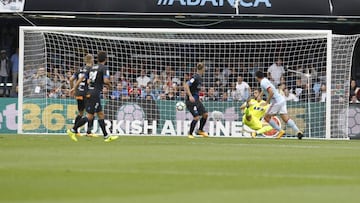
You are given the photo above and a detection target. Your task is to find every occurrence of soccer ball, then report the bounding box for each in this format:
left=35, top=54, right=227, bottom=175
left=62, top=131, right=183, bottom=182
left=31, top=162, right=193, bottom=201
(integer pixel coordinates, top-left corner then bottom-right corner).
left=176, top=101, right=186, bottom=111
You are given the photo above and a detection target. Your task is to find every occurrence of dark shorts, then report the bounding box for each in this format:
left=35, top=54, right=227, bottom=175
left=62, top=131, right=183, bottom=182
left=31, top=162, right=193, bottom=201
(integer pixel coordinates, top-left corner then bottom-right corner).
left=186, top=99, right=207, bottom=117
left=85, top=94, right=102, bottom=114
left=75, top=95, right=86, bottom=112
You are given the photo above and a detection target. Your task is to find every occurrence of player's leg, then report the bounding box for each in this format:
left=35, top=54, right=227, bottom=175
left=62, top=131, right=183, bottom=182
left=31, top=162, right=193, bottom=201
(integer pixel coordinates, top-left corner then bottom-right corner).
left=278, top=102, right=303, bottom=139
left=82, top=98, right=95, bottom=137
left=67, top=96, right=94, bottom=141
left=264, top=102, right=285, bottom=139
left=264, top=114, right=281, bottom=131
left=197, top=101, right=208, bottom=137
left=189, top=116, right=200, bottom=138
left=73, top=98, right=85, bottom=136
left=95, top=101, right=118, bottom=142
left=186, top=100, right=199, bottom=138
left=242, top=115, right=257, bottom=138
left=75, top=100, right=84, bottom=124
left=73, top=113, right=93, bottom=132
left=73, top=97, right=95, bottom=131
left=243, top=119, right=273, bottom=138
left=96, top=111, right=108, bottom=137
left=280, top=114, right=303, bottom=140
left=256, top=122, right=273, bottom=135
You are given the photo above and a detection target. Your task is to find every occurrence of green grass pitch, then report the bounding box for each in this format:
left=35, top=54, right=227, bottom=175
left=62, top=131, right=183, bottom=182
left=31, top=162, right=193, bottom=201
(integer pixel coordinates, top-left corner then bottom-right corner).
left=0, top=135, right=360, bottom=203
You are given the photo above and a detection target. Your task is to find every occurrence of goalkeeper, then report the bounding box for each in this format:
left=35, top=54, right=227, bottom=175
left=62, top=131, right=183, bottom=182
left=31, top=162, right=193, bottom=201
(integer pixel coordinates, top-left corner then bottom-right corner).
left=240, top=89, right=273, bottom=138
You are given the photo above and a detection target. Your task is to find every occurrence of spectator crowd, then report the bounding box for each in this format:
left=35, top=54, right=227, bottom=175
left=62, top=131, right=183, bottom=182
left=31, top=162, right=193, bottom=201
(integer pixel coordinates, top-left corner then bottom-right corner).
left=0, top=43, right=354, bottom=105
left=19, top=57, right=359, bottom=105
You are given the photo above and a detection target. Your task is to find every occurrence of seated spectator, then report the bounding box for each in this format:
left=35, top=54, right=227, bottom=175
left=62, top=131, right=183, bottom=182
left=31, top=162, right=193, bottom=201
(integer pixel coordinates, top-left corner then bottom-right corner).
left=350, top=79, right=360, bottom=102
left=111, top=83, right=129, bottom=100
left=129, top=86, right=142, bottom=99
left=166, top=87, right=176, bottom=100
left=51, top=66, right=65, bottom=82
left=178, top=90, right=186, bottom=100
left=119, top=74, right=129, bottom=88
left=145, top=95, right=154, bottom=101
left=199, top=86, right=206, bottom=101
left=158, top=93, right=166, bottom=100
left=60, top=84, right=70, bottom=98
left=170, top=70, right=181, bottom=86
left=142, top=86, right=156, bottom=100
left=101, top=86, right=111, bottom=99
left=206, top=87, right=218, bottom=101
left=52, top=75, right=62, bottom=90
left=284, top=88, right=297, bottom=101
left=136, top=69, right=150, bottom=88
left=350, top=95, right=360, bottom=104
left=220, top=92, right=232, bottom=102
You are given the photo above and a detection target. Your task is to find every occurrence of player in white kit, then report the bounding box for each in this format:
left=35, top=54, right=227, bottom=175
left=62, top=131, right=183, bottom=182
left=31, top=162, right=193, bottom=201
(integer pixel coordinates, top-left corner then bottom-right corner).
left=255, top=71, right=304, bottom=139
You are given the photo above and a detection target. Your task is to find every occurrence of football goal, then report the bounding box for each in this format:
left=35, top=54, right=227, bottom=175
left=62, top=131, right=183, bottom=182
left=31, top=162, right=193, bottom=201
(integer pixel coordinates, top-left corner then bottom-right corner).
left=18, top=27, right=359, bottom=139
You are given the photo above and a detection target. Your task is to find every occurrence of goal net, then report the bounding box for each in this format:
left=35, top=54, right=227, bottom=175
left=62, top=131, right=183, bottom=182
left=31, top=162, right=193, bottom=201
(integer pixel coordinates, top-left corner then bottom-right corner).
left=18, top=27, right=359, bottom=139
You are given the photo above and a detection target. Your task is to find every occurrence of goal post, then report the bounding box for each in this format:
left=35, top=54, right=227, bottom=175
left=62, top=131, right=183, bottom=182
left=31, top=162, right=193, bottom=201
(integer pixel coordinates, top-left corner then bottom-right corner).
left=18, top=26, right=359, bottom=139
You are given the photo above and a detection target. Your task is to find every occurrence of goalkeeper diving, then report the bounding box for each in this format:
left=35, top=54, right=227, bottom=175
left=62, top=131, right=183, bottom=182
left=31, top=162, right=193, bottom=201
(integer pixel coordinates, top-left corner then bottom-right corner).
left=240, top=89, right=274, bottom=138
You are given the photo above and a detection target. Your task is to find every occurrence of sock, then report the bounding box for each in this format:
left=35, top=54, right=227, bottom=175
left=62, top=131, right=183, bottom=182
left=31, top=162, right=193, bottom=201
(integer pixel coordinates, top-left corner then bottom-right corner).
left=257, top=125, right=273, bottom=134
left=98, top=119, right=108, bottom=137
left=73, top=117, right=88, bottom=132
left=199, top=117, right=207, bottom=131
left=73, top=115, right=82, bottom=131
left=287, top=119, right=300, bottom=132
left=87, top=119, right=94, bottom=134
left=189, top=120, right=198, bottom=135
left=74, top=115, right=82, bottom=125
left=268, top=119, right=281, bottom=131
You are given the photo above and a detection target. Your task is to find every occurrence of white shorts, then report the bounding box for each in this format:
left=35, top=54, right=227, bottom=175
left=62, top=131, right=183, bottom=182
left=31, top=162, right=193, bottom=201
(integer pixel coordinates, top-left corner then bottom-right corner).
left=267, top=100, right=287, bottom=115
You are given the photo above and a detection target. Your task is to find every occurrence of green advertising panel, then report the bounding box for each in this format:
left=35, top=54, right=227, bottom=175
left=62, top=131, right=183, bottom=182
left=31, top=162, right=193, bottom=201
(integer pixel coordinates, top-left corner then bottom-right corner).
left=0, top=98, right=326, bottom=137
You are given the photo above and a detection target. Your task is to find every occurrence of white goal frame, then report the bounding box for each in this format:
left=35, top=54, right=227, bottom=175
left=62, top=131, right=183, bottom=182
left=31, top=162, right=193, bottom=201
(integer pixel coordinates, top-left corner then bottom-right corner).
left=18, top=27, right=336, bottom=138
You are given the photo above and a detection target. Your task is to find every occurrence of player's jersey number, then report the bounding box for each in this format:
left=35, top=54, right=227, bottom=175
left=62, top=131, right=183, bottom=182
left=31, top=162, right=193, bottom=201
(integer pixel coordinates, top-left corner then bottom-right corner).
left=88, top=71, right=98, bottom=88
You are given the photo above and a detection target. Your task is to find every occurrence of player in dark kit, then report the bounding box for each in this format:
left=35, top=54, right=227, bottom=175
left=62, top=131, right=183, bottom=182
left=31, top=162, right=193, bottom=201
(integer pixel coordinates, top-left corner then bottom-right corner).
left=184, top=62, right=209, bottom=139
left=69, top=54, right=97, bottom=137
left=67, top=51, right=119, bottom=142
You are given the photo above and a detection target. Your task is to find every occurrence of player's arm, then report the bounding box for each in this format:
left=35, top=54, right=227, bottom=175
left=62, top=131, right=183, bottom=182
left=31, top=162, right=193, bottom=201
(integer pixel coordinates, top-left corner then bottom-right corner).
left=69, top=75, right=76, bottom=89
left=265, top=87, right=274, bottom=105
left=72, top=75, right=85, bottom=90
left=184, top=80, right=195, bottom=103
left=240, top=102, right=247, bottom=111
left=104, top=77, right=111, bottom=89
left=257, top=91, right=264, bottom=101
left=244, top=107, right=252, bottom=121
left=104, top=68, right=112, bottom=89
left=70, top=75, right=85, bottom=96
